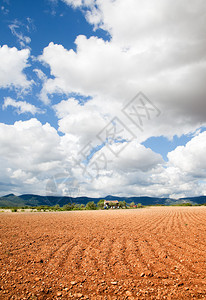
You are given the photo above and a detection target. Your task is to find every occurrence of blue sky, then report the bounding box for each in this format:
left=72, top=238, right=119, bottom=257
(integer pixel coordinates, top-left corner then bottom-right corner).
left=0, top=0, right=206, bottom=198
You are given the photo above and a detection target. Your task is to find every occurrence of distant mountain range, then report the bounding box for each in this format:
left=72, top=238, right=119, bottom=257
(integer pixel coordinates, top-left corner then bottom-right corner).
left=0, top=193, right=206, bottom=207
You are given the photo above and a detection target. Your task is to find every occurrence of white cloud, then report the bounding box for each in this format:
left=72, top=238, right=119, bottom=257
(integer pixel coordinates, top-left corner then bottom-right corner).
left=2, top=97, right=43, bottom=115
left=107, top=142, right=163, bottom=173
left=9, top=23, right=31, bottom=48
left=168, top=131, right=206, bottom=177
left=39, top=30, right=206, bottom=137
left=62, top=0, right=83, bottom=7
left=48, top=0, right=206, bottom=118
left=53, top=97, right=111, bottom=146
left=73, top=0, right=206, bottom=51
left=0, top=119, right=69, bottom=196
left=8, top=19, right=34, bottom=49
left=52, top=97, right=206, bottom=198
left=0, top=45, right=32, bottom=90
left=0, top=117, right=205, bottom=198
left=33, top=68, right=47, bottom=82
left=39, top=37, right=135, bottom=99
left=50, top=93, right=206, bottom=198
left=81, top=137, right=206, bottom=198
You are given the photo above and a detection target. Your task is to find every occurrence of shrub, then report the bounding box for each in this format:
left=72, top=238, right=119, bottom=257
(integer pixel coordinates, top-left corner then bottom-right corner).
left=119, top=201, right=127, bottom=208
left=72, top=204, right=82, bottom=210
left=85, top=201, right=97, bottom=210
left=62, top=203, right=75, bottom=211
left=173, top=202, right=193, bottom=206
left=53, top=204, right=60, bottom=211
left=97, top=199, right=105, bottom=209
left=80, top=204, right=85, bottom=210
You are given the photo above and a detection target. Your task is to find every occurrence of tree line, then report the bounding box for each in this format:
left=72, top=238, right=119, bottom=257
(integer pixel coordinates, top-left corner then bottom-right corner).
left=1, top=201, right=205, bottom=212
left=1, top=200, right=144, bottom=212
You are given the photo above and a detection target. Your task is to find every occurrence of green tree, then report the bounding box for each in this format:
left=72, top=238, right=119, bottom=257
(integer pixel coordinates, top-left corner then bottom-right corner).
left=85, top=201, right=97, bottom=210
left=130, top=201, right=135, bottom=208
left=97, top=199, right=105, bottom=209
left=72, top=204, right=85, bottom=210
left=73, top=204, right=81, bottom=210
left=63, top=203, right=75, bottom=211
left=53, top=204, right=60, bottom=211
left=80, top=204, right=85, bottom=210
left=119, top=201, right=127, bottom=208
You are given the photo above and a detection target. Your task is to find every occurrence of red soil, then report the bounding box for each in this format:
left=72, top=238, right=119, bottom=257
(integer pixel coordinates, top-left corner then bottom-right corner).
left=0, top=207, right=206, bottom=299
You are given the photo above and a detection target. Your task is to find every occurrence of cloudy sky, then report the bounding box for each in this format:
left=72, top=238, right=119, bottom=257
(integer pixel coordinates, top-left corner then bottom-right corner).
left=0, top=0, right=206, bottom=198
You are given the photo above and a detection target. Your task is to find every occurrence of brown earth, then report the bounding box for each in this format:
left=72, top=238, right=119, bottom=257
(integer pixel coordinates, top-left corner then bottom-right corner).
left=0, top=207, right=206, bottom=299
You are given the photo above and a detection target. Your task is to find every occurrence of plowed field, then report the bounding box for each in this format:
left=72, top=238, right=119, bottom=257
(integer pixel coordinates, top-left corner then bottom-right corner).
left=0, top=207, right=206, bottom=299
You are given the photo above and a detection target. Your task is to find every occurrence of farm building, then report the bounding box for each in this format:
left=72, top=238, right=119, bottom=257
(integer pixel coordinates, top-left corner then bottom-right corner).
left=104, top=200, right=119, bottom=209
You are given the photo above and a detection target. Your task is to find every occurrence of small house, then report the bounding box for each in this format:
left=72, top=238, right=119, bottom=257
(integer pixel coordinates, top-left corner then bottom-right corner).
left=104, top=200, right=119, bottom=209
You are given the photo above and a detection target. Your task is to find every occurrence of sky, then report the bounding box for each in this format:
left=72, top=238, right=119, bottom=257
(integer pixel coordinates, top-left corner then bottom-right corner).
left=0, top=0, right=206, bottom=198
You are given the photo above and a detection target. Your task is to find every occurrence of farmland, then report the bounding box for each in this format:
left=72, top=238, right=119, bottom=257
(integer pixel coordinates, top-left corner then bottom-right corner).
left=0, top=207, right=206, bottom=299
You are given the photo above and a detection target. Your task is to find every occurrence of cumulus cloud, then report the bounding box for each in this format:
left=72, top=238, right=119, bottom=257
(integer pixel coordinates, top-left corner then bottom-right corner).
left=0, top=114, right=164, bottom=197
left=80, top=134, right=206, bottom=198
left=40, top=0, right=206, bottom=136
left=0, top=45, right=32, bottom=90
left=84, top=0, right=206, bottom=48
left=0, top=119, right=70, bottom=196
left=39, top=37, right=137, bottom=99
left=168, top=131, right=206, bottom=177
left=2, top=97, right=43, bottom=115
left=0, top=117, right=205, bottom=198
left=50, top=91, right=206, bottom=198
left=107, top=142, right=163, bottom=173
left=53, top=97, right=112, bottom=146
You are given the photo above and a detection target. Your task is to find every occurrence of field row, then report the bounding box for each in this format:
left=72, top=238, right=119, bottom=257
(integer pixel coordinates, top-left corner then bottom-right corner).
left=0, top=207, right=206, bottom=299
